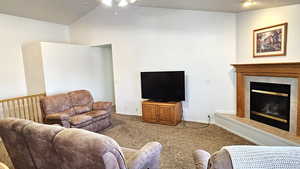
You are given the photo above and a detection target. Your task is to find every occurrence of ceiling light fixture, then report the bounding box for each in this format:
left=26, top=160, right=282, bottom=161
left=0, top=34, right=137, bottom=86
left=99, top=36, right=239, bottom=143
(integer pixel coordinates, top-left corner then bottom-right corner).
left=130, top=0, right=137, bottom=3
left=243, top=0, right=256, bottom=7
left=102, top=0, right=113, bottom=7
left=100, top=0, right=137, bottom=7
left=118, top=0, right=129, bottom=7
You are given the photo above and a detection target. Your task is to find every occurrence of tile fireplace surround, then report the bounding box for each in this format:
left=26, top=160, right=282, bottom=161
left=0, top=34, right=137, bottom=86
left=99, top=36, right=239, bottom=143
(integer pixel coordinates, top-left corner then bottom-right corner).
left=232, top=62, right=300, bottom=136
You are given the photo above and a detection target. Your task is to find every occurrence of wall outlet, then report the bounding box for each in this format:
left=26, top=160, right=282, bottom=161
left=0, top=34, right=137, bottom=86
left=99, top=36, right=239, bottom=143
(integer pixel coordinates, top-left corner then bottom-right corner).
left=136, top=108, right=142, bottom=116
left=208, top=114, right=214, bottom=121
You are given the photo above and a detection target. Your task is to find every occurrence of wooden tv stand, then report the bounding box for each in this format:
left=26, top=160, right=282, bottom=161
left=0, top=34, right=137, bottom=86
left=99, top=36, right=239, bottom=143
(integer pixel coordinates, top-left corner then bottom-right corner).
left=142, top=100, right=182, bottom=126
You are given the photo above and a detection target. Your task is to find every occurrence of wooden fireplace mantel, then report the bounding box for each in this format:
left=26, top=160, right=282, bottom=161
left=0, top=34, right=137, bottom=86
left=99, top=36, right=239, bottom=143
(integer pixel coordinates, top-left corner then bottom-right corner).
left=232, top=62, right=300, bottom=136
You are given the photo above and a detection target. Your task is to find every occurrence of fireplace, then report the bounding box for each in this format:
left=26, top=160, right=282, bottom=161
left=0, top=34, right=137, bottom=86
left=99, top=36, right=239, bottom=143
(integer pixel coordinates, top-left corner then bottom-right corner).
left=250, top=82, right=291, bottom=131
left=232, top=62, right=300, bottom=136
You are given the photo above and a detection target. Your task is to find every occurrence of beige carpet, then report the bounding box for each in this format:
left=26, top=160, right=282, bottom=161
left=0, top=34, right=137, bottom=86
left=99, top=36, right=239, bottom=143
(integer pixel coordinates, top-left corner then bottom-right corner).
left=0, top=114, right=253, bottom=169
left=101, top=114, right=254, bottom=169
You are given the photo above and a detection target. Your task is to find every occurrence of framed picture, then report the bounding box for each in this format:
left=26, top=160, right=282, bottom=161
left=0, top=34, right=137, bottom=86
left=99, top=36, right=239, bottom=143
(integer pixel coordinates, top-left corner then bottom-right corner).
left=253, top=23, right=288, bottom=57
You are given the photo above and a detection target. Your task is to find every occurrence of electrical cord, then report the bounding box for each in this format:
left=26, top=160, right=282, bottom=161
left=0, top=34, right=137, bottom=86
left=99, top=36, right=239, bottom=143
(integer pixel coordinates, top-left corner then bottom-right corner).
left=181, top=113, right=211, bottom=129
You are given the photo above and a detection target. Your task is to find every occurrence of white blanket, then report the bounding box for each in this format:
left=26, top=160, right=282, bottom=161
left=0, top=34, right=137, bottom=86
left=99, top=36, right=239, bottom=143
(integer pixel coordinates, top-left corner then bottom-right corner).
left=223, top=146, right=300, bottom=169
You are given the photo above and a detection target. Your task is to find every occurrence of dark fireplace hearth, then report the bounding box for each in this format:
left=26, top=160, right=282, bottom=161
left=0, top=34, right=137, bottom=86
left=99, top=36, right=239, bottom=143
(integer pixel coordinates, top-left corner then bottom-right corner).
left=250, top=82, right=291, bottom=131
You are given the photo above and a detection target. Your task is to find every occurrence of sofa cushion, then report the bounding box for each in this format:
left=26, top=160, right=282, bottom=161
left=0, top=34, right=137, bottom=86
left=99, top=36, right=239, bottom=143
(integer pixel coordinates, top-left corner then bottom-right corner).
left=68, top=90, right=93, bottom=114
left=69, top=114, right=93, bottom=125
left=73, top=105, right=92, bottom=114
left=41, top=94, right=75, bottom=115
left=93, top=102, right=113, bottom=110
left=86, top=110, right=110, bottom=118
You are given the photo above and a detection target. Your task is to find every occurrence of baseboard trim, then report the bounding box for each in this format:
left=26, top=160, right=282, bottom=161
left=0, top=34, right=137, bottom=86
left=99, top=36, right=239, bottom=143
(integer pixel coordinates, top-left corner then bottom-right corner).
left=116, top=112, right=142, bottom=116
left=214, top=113, right=299, bottom=146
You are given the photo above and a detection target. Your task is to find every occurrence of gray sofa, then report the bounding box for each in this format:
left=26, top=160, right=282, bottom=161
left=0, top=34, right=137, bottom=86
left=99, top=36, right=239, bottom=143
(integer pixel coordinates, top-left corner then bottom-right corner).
left=0, top=118, right=162, bottom=169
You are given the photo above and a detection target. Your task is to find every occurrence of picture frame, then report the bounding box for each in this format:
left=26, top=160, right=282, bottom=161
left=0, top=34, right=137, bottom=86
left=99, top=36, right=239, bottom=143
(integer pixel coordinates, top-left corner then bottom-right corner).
left=253, top=23, right=288, bottom=57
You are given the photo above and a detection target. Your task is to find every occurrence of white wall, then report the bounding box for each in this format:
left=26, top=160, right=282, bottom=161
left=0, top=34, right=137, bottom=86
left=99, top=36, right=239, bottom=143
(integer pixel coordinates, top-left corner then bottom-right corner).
left=69, top=6, right=237, bottom=122
left=23, top=42, right=46, bottom=95
left=92, top=45, right=115, bottom=103
left=237, top=4, right=300, bottom=63
left=0, top=13, right=69, bottom=99
left=41, top=42, right=115, bottom=103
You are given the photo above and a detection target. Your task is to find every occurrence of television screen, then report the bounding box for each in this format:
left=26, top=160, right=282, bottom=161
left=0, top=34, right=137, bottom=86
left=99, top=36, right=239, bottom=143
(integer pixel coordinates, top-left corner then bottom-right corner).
left=141, top=71, right=185, bottom=101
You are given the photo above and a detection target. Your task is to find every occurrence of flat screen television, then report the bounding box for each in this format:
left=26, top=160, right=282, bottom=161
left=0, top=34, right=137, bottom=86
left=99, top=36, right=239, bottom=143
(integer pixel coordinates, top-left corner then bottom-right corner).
left=141, top=71, right=185, bottom=102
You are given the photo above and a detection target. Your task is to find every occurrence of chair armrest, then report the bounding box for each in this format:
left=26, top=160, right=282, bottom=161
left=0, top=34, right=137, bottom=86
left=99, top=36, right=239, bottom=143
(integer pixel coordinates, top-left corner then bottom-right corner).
left=193, top=150, right=211, bottom=169
left=127, top=142, right=162, bottom=169
left=93, top=101, right=113, bottom=110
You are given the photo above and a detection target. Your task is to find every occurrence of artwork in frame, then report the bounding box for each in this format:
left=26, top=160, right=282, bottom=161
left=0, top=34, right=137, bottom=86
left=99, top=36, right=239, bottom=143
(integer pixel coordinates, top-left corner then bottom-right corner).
left=253, top=23, right=288, bottom=57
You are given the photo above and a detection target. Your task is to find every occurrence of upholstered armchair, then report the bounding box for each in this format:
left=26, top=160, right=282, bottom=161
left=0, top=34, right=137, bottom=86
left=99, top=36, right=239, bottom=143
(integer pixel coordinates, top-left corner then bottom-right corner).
left=0, top=118, right=162, bottom=169
left=40, top=90, right=113, bottom=132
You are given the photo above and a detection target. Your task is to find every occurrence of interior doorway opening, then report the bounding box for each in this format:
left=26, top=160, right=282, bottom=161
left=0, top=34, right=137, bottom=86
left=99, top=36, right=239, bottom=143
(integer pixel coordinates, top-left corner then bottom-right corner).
left=92, top=44, right=116, bottom=108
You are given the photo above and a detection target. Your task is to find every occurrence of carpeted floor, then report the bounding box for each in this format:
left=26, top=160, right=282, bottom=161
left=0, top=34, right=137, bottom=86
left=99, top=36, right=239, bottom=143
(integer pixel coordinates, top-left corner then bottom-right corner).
left=101, top=114, right=254, bottom=169
left=0, top=114, right=254, bottom=169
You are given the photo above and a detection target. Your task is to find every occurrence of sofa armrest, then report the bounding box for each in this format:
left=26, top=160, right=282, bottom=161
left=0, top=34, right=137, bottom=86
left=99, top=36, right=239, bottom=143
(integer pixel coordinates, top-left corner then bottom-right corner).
left=193, top=150, right=211, bottom=169
left=93, top=101, right=113, bottom=111
left=45, top=113, right=71, bottom=128
left=127, top=142, right=162, bottom=169
left=46, top=113, right=70, bottom=121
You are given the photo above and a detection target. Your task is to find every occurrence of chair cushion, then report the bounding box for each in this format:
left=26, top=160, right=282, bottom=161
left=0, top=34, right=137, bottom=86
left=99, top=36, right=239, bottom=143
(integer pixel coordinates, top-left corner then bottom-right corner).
left=53, top=128, right=125, bottom=169
left=121, top=147, right=138, bottom=166
left=68, top=90, right=93, bottom=114
left=22, top=122, right=64, bottom=169
left=69, top=115, right=93, bottom=125
left=41, top=94, right=75, bottom=115
left=0, top=119, right=36, bottom=169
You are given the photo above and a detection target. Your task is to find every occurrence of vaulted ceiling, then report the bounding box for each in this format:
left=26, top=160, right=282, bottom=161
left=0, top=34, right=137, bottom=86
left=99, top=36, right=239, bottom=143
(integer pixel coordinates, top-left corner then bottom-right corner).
left=0, top=0, right=300, bottom=25
left=137, top=0, right=300, bottom=13
left=0, top=0, right=99, bottom=25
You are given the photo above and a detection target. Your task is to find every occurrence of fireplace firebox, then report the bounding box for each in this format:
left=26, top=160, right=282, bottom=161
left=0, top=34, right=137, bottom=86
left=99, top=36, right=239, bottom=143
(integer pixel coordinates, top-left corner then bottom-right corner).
left=250, top=82, right=291, bottom=131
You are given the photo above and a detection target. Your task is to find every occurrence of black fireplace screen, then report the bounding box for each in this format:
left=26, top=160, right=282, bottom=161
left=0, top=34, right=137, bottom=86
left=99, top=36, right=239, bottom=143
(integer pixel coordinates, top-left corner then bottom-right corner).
left=250, top=82, right=291, bottom=131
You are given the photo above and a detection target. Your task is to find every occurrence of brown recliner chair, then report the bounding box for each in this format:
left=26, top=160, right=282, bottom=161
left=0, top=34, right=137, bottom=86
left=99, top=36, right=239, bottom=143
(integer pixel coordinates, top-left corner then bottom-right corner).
left=40, top=90, right=112, bottom=132
left=0, top=118, right=162, bottom=169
